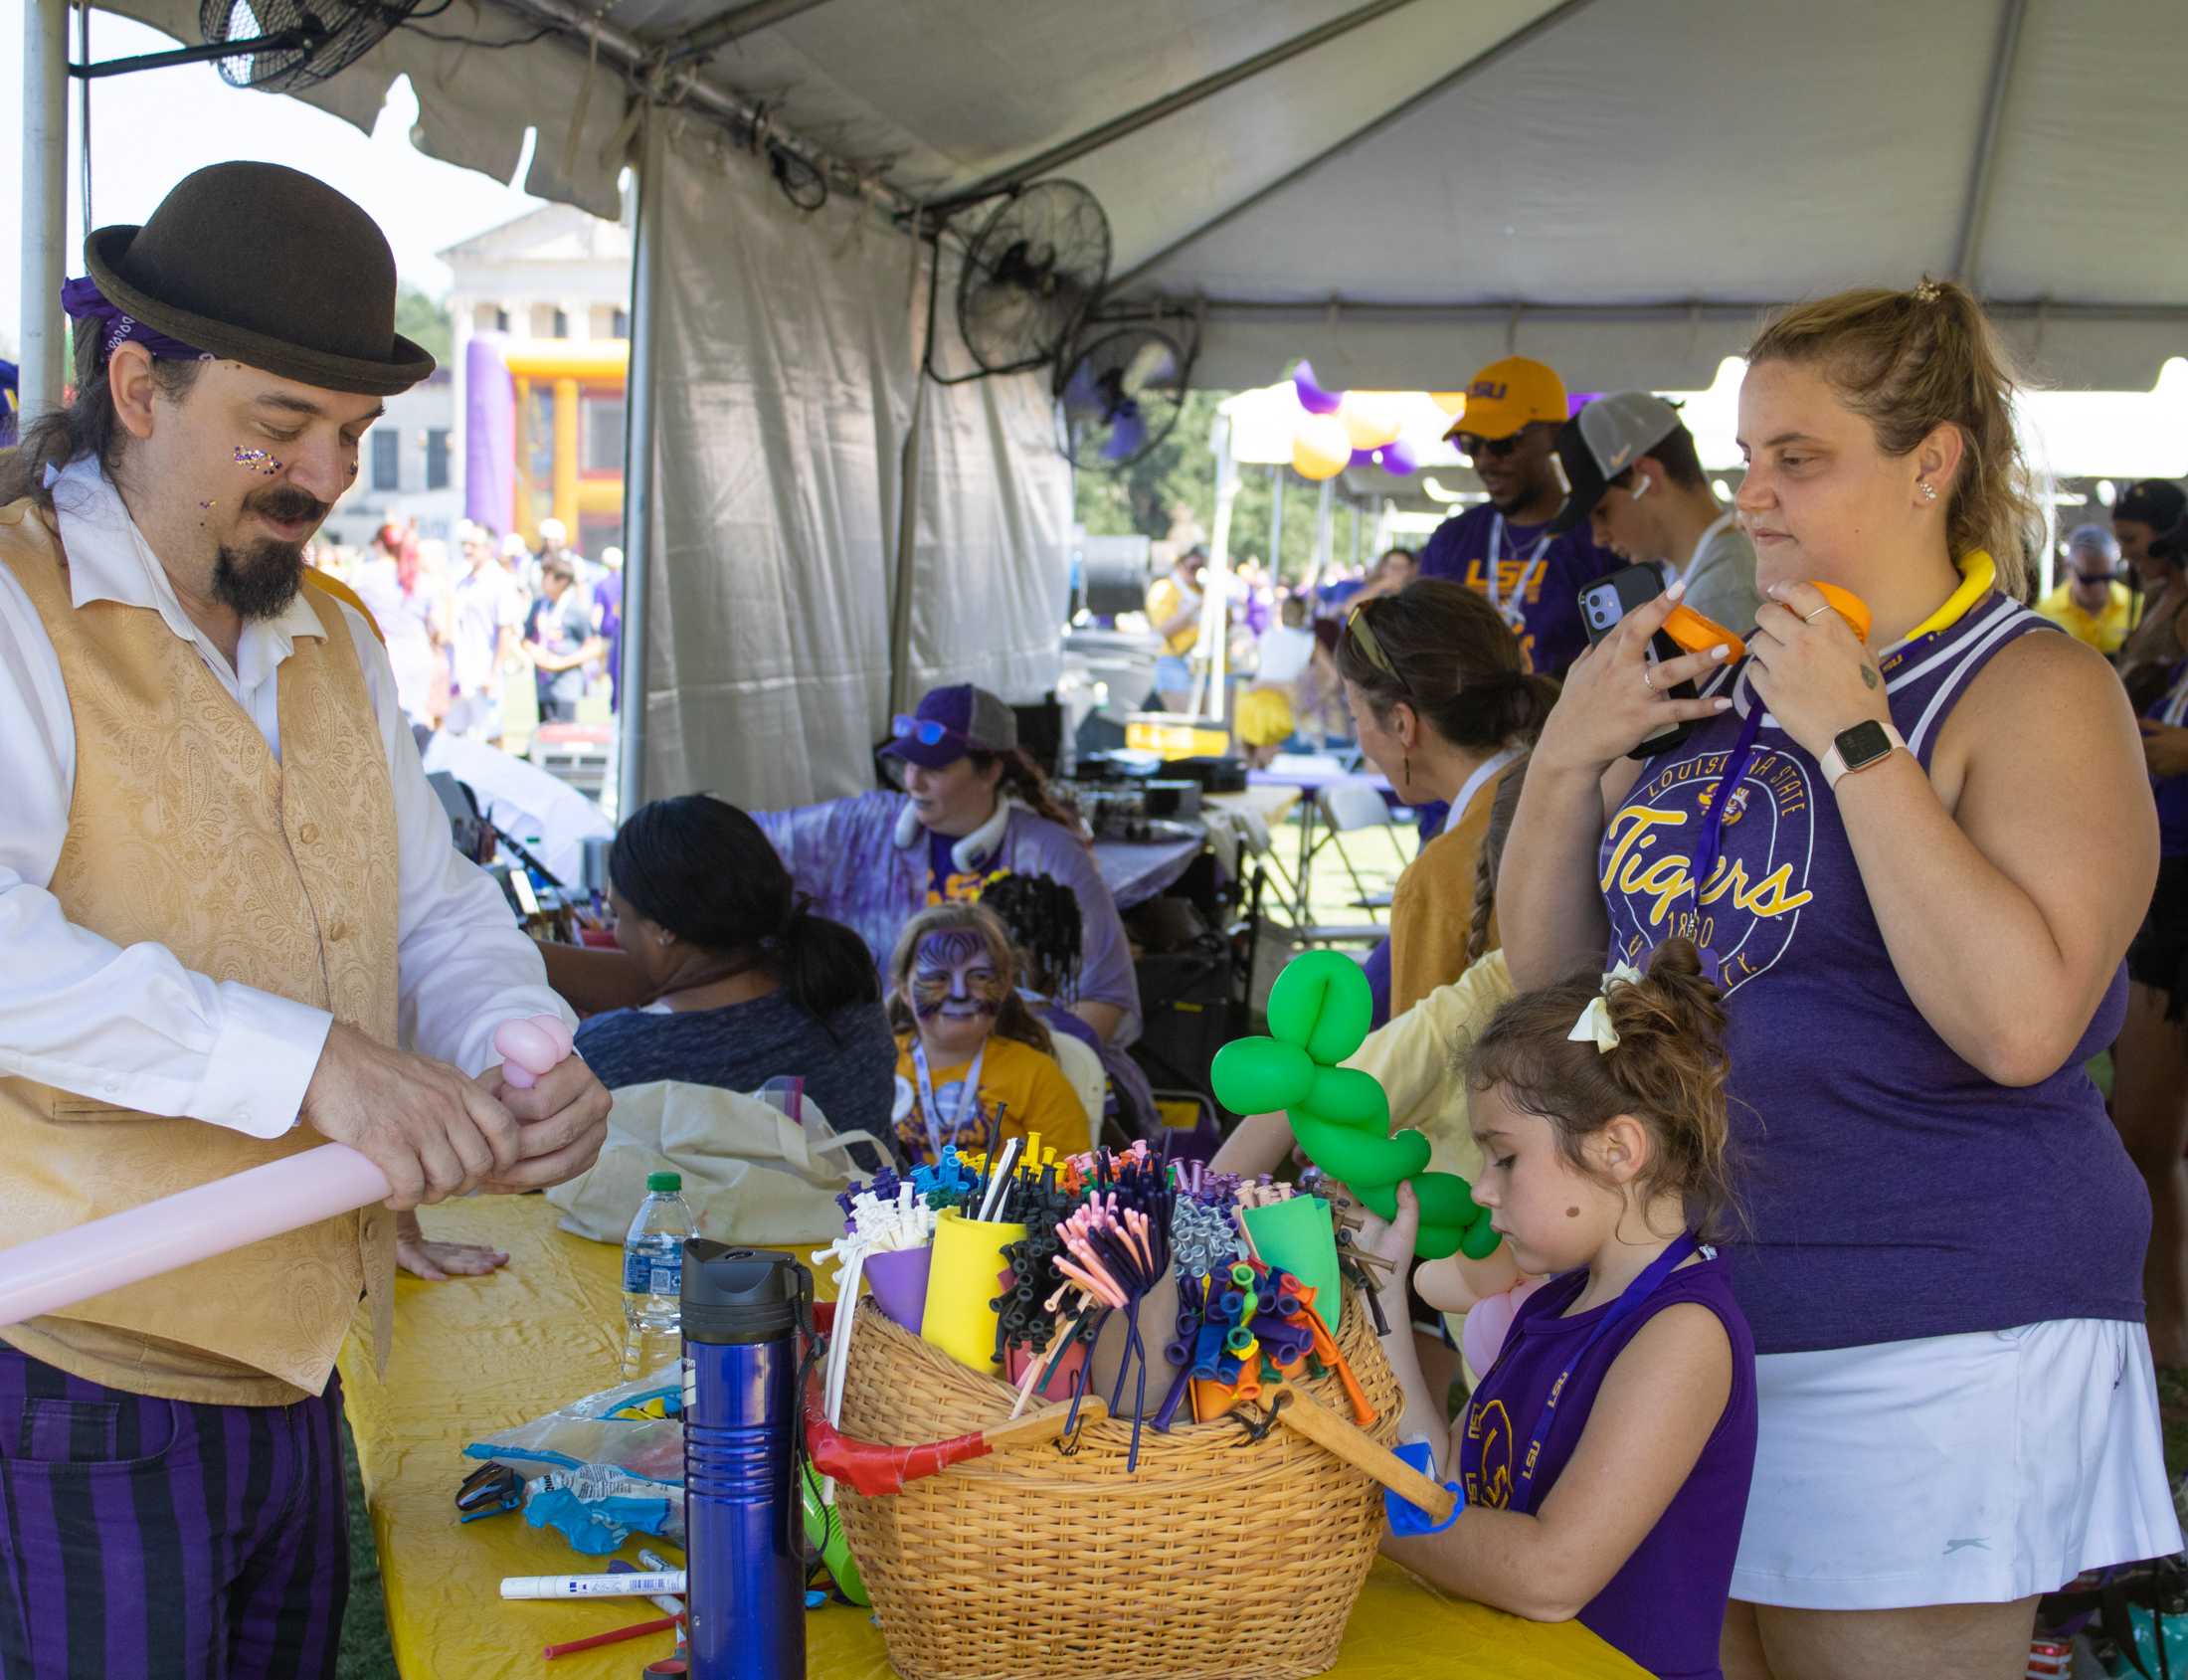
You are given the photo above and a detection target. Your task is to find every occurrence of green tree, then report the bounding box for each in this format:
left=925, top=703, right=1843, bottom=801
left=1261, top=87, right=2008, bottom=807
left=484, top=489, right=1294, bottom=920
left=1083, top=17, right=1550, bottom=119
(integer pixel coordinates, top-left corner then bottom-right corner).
left=395, top=285, right=454, bottom=365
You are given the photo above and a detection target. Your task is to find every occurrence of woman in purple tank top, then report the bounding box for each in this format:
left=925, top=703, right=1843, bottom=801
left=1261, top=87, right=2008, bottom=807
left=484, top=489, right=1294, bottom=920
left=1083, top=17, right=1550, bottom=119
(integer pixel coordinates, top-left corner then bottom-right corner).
left=1364, top=939, right=1756, bottom=1680
left=1501, top=280, right=2178, bottom=1678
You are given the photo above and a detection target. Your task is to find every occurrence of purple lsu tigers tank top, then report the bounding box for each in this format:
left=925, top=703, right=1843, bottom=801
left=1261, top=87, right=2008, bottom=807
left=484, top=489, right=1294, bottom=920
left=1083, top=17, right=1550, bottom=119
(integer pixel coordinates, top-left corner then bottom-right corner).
left=1599, top=587, right=2146, bottom=1355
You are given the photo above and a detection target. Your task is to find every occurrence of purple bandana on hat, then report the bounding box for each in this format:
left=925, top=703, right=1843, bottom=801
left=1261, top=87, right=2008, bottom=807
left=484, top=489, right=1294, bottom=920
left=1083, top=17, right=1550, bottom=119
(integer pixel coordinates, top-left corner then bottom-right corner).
left=60, top=276, right=213, bottom=365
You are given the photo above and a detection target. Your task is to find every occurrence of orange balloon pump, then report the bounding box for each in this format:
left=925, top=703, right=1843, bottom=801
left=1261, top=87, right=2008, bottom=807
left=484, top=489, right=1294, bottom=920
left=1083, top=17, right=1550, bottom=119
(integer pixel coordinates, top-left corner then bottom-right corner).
left=1660, top=580, right=1872, bottom=664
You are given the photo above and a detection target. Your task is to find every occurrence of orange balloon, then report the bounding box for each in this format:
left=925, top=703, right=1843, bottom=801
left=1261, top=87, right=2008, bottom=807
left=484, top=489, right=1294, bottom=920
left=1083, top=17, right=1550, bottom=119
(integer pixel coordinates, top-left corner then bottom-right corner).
left=1291, top=413, right=1351, bottom=481
left=1338, top=392, right=1402, bottom=451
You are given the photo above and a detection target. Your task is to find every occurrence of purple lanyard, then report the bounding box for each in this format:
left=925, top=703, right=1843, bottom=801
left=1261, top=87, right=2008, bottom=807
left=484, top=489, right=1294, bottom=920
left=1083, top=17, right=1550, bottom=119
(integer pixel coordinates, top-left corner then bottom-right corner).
left=1481, top=1232, right=1702, bottom=1515
left=1689, top=700, right=1766, bottom=927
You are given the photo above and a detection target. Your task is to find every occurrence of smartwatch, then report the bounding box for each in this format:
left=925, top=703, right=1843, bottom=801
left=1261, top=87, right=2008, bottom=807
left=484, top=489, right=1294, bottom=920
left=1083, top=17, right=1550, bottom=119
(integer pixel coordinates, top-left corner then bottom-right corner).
left=1820, top=719, right=1907, bottom=789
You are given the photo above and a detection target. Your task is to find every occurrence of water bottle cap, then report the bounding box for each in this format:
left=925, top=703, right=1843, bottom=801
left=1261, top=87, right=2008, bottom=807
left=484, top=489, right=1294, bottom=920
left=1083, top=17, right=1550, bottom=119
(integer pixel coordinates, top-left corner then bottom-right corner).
left=646, top=1172, right=682, bottom=1194
left=680, top=1240, right=809, bottom=1343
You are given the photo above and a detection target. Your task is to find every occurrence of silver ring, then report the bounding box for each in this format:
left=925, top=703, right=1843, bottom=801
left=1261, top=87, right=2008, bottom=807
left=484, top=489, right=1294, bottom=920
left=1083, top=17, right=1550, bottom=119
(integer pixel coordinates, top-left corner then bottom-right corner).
left=1642, top=664, right=1658, bottom=693
left=1803, top=606, right=1833, bottom=625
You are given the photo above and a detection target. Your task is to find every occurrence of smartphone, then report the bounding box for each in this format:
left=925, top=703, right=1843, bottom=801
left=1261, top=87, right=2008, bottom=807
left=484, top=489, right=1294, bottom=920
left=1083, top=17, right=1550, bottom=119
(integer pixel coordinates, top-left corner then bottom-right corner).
left=1577, top=564, right=1711, bottom=753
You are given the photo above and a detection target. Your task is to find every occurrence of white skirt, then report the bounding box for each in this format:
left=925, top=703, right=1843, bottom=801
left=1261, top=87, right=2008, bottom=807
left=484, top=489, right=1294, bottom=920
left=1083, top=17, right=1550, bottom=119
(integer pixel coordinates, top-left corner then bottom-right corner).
left=1732, top=1318, right=2181, bottom=1610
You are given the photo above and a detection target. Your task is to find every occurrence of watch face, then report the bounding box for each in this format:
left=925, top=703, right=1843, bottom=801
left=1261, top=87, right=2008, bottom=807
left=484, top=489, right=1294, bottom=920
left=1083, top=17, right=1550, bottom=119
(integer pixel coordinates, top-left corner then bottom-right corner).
left=1835, top=719, right=1893, bottom=769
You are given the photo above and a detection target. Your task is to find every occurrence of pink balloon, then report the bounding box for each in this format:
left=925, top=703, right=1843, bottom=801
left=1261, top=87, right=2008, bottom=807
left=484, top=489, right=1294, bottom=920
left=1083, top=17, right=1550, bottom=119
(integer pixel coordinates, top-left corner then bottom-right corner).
left=1459, top=1275, right=1549, bottom=1376
left=1291, top=359, right=1342, bottom=417
left=0, top=1145, right=391, bottom=1328
left=495, top=1013, right=573, bottom=1089
left=0, top=1012, right=581, bottom=1328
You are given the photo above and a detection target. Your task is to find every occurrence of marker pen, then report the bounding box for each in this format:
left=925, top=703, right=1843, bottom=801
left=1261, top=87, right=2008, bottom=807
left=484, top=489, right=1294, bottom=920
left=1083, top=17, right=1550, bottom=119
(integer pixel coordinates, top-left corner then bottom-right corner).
left=500, top=1571, right=688, bottom=1600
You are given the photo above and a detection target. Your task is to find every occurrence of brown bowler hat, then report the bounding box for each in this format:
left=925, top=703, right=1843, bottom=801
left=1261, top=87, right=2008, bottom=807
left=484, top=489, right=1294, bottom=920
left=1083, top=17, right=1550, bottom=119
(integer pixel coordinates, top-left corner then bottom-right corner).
left=83, top=161, right=436, bottom=396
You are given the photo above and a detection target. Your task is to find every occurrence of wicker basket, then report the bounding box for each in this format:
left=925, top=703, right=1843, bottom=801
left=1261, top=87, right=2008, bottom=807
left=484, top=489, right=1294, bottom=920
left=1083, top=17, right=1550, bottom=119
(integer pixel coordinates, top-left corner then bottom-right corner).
left=834, top=1292, right=1403, bottom=1680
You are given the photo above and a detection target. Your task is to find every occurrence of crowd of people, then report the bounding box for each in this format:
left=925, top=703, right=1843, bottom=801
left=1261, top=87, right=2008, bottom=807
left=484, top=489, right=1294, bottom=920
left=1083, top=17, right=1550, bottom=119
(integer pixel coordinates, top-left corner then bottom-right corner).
left=1208, top=286, right=2188, bottom=1678
left=313, top=511, right=625, bottom=743
left=7, top=154, right=2188, bottom=1680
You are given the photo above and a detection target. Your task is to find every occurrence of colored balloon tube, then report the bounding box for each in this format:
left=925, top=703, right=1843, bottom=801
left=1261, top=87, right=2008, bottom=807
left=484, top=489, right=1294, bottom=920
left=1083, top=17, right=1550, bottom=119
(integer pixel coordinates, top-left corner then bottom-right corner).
left=0, top=1014, right=572, bottom=1328
left=919, top=1209, right=1026, bottom=1376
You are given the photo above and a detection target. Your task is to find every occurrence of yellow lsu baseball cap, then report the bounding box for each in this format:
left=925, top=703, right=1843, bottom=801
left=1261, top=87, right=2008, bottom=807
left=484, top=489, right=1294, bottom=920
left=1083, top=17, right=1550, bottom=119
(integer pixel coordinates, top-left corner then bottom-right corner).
left=1442, top=355, right=1569, bottom=442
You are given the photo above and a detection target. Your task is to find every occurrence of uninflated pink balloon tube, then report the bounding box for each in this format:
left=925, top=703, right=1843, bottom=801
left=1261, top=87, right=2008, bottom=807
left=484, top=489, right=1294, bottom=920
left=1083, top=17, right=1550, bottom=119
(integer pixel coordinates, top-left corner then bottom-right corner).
left=0, top=1014, right=574, bottom=1328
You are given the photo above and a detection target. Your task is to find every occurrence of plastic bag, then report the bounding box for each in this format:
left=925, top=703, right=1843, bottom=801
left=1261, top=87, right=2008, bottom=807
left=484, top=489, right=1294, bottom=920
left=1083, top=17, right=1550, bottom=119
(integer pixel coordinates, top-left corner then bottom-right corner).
left=463, top=1364, right=687, bottom=1556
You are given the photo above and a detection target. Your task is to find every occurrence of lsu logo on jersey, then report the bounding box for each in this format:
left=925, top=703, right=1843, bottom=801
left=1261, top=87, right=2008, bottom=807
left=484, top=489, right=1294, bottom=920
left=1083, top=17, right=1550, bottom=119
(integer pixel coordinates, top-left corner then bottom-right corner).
left=1602, top=745, right=1818, bottom=994
left=1465, top=1398, right=1515, bottom=1511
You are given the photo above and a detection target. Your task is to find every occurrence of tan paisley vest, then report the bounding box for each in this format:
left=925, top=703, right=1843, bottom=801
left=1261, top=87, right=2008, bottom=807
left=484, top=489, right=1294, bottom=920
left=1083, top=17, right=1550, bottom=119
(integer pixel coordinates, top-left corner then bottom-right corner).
left=0, top=497, right=399, bottom=1405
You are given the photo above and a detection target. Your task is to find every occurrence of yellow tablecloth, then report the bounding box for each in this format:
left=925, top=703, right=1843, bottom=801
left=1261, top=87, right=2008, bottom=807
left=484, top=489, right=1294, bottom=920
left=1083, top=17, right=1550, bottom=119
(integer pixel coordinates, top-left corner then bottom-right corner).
left=339, top=1196, right=1647, bottom=1679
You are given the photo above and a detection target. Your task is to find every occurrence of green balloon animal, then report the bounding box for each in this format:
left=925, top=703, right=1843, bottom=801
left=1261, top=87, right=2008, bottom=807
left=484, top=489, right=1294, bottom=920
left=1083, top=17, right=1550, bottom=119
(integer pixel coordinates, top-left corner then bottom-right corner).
left=1210, top=950, right=1501, bottom=1262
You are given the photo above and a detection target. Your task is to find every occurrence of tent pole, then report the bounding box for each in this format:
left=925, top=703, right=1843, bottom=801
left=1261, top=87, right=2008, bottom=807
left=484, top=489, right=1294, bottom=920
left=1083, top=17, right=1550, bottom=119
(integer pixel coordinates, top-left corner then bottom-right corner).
left=1268, top=466, right=1285, bottom=580
left=19, top=0, right=69, bottom=426
left=1191, top=412, right=1239, bottom=725
left=1313, top=476, right=1334, bottom=586
left=928, top=0, right=1421, bottom=212
left=888, top=239, right=942, bottom=719
left=1951, top=0, right=2030, bottom=288
left=614, top=104, right=667, bottom=824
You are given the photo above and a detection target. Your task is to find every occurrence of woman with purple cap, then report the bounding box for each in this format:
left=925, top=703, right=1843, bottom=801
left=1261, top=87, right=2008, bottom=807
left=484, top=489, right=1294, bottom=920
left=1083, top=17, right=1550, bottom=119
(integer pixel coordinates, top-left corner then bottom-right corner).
left=749, top=684, right=1145, bottom=1102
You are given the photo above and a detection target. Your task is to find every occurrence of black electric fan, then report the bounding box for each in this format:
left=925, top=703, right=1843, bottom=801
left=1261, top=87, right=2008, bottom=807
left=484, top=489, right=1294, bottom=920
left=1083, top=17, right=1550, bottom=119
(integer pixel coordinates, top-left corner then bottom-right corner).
left=955, top=180, right=1113, bottom=377
left=1055, top=325, right=1187, bottom=471
left=73, top=0, right=432, bottom=91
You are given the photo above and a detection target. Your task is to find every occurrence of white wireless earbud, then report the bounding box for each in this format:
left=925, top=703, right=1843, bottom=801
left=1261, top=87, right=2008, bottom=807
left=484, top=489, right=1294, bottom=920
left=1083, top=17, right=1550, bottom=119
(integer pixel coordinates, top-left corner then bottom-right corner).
left=1629, top=474, right=1653, bottom=502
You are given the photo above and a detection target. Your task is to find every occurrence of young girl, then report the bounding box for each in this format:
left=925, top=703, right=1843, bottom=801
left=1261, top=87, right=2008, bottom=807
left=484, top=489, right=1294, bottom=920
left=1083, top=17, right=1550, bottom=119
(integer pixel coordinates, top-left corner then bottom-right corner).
left=1367, top=938, right=1756, bottom=1680
left=885, top=903, right=1091, bottom=1167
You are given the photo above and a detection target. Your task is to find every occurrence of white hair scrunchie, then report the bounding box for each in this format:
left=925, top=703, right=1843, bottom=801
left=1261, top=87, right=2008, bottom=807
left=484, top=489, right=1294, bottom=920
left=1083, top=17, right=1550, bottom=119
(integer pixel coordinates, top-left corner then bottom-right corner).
left=1566, top=959, right=1647, bottom=1054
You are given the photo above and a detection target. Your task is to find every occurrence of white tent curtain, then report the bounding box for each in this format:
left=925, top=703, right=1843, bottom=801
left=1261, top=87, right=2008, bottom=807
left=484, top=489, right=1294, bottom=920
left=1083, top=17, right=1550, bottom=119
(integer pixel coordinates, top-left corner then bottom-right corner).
left=638, top=122, right=1070, bottom=809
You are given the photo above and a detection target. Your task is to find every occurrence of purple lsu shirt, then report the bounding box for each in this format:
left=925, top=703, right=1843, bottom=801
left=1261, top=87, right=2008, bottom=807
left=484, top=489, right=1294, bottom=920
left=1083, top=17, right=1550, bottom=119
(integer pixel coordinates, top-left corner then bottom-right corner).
left=1418, top=502, right=1618, bottom=676
left=1460, top=1256, right=1756, bottom=1680
left=1600, top=592, right=2146, bottom=1355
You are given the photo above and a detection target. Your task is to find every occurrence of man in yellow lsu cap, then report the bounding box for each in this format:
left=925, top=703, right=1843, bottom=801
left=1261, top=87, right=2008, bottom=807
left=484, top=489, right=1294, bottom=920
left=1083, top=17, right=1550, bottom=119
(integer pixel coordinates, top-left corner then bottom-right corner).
left=1419, top=355, right=1619, bottom=675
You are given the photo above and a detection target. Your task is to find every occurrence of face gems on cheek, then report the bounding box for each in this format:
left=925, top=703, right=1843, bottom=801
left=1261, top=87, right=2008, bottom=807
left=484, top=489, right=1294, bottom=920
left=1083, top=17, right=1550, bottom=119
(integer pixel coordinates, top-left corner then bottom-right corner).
left=232, top=448, right=281, bottom=476
left=197, top=500, right=216, bottom=511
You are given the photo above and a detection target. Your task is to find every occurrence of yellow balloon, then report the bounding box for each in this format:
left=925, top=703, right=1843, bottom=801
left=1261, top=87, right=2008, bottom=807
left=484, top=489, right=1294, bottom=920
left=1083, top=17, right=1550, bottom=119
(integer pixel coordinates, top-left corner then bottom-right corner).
left=1430, top=391, right=1467, bottom=417
left=1291, top=413, right=1351, bottom=481
left=1338, top=391, right=1402, bottom=451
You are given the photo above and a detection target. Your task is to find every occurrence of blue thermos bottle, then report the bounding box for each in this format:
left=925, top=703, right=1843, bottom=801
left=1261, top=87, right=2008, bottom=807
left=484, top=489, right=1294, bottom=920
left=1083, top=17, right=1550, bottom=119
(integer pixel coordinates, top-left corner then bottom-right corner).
left=681, top=1241, right=811, bottom=1680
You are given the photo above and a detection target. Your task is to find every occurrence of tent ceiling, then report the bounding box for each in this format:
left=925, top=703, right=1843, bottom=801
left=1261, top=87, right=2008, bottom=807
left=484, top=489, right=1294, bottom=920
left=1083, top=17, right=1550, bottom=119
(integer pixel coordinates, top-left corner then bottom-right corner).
left=92, top=0, right=2188, bottom=387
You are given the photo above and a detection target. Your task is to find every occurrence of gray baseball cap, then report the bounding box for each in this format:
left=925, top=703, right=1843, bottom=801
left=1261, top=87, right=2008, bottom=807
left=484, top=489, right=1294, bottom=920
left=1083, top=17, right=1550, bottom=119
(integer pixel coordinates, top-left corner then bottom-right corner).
left=1548, top=392, right=1685, bottom=534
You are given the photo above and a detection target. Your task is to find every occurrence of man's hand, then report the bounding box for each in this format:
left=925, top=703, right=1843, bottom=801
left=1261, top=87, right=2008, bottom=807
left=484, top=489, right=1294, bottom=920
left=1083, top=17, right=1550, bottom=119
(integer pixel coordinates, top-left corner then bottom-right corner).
left=394, top=1209, right=510, bottom=1281
left=476, top=1052, right=612, bottom=1194
left=301, top=1022, right=522, bottom=1211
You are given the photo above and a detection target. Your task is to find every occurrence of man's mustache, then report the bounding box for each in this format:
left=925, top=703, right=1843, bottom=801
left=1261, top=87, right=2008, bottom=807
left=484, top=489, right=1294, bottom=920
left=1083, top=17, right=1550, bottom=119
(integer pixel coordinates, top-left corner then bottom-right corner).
left=244, top=486, right=331, bottom=525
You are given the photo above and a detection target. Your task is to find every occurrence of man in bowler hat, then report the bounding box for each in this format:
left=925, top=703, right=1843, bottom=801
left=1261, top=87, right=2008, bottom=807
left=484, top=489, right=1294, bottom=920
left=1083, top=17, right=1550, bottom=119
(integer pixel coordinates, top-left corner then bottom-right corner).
left=0, top=162, right=611, bottom=1676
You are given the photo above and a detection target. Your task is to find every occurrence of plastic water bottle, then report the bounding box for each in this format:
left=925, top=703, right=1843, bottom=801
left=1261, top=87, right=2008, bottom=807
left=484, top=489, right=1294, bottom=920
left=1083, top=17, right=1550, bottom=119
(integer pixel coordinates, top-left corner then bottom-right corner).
left=620, top=1172, right=696, bottom=1381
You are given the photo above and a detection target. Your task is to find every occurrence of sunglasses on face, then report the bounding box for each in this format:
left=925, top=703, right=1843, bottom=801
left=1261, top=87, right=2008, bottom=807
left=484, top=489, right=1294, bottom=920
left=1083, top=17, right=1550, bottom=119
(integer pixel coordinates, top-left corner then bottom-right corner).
left=1454, top=424, right=1551, bottom=461
left=2071, top=569, right=2119, bottom=586
left=892, top=715, right=965, bottom=746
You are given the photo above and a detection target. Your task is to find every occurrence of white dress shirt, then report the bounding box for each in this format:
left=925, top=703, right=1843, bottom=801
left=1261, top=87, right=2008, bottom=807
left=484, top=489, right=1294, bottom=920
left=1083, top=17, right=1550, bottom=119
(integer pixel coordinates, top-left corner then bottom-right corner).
left=0, top=459, right=575, bottom=1139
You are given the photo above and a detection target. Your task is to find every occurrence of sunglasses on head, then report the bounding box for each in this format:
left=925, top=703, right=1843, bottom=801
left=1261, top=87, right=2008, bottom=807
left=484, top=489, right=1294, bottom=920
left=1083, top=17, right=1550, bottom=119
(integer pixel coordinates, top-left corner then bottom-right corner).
left=892, top=715, right=965, bottom=747
left=1344, top=601, right=1402, bottom=684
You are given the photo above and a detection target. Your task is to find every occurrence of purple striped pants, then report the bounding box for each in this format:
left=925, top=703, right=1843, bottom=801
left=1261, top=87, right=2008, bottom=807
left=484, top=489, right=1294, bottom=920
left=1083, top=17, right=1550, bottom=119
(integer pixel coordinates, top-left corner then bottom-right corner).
left=0, top=1345, right=348, bottom=1679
